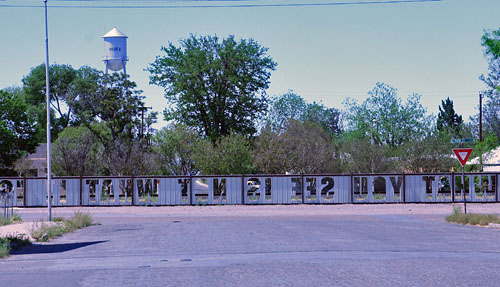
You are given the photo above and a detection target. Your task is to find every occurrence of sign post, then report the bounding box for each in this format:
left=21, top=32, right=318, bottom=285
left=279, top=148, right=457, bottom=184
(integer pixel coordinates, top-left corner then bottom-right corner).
left=452, top=148, right=473, bottom=214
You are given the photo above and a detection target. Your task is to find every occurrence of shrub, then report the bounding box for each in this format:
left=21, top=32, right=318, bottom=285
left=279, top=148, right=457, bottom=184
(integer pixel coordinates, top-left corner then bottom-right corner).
left=29, top=212, right=94, bottom=242
left=446, top=206, right=500, bottom=226
left=0, top=235, right=31, bottom=258
left=0, top=213, right=22, bottom=226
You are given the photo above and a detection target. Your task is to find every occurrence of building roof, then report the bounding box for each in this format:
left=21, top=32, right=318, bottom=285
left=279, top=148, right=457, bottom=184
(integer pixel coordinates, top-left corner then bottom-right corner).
left=102, top=27, right=128, bottom=38
left=469, top=146, right=500, bottom=171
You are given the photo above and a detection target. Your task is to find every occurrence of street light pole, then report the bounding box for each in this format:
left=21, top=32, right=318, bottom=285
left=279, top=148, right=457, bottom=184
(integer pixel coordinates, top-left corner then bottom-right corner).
left=44, top=0, right=52, bottom=221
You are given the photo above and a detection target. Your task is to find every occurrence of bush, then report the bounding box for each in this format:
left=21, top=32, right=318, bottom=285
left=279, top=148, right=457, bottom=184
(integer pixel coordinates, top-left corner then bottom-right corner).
left=0, top=235, right=31, bottom=258
left=446, top=206, right=500, bottom=226
left=0, top=217, right=10, bottom=226
left=0, top=213, right=22, bottom=226
left=29, top=212, right=94, bottom=242
left=66, top=212, right=93, bottom=230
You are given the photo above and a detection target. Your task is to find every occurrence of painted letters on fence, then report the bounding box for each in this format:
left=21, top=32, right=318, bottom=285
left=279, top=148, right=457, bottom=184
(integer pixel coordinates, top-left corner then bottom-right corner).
left=2, top=173, right=497, bottom=207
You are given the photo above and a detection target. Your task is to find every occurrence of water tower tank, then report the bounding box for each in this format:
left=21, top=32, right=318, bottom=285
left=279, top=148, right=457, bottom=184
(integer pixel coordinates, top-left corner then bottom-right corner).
left=102, top=27, right=128, bottom=73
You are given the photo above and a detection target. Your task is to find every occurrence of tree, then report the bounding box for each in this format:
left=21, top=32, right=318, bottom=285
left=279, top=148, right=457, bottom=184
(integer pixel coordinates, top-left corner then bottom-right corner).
left=51, top=125, right=102, bottom=176
left=396, top=131, right=455, bottom=173
left=339, top=136, right=392, bottom=173
left=193, top=133, right=255, bottom=175
left=153, top=124, right=201, bottom=175
left=265, top=91, right=343, bottom=135
left=13, top=155, right=34, bottom=177
left=254, top=120, right=340, bottom=174
left=0, top=90, right=38, bottom=173
left=252, top=127, right=288, bottom=174
left=264, top=91, right=307, bottom=130
left=303, top=102, right=343, bottom=136
left=344, top=82, right=431, bottom=147
left=22, top=64, right=80, bottom=138
left=148, top=34, right=277, bottom=142
left=482, top=99, right=500, bottom=140
left=436, top=97, right=463, bottom=136
left=67, top=70, right=157, bottom=175
left=482, top=28, right=500, bottom=59
left=480, top=28, right=500, bottom=140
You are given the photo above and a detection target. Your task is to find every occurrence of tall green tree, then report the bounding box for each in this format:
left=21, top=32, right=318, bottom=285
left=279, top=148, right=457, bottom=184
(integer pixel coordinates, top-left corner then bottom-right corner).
left=153, top=124, right=201, bottom=176
left=265, top=91, right=342, bottom=135
left=51, top=125, right=103, bottom=176
left=193, top=133, right=255, bottom=175
left=0, top=90, right=38, bottom=173
left=67, top=70, right=157, bottom=175
left=480, top=28, right=500, bottom=140
left=436, top=97, right=463, bottom=136
left=22, top=64, right=80, bottom=138
left=265, top=91, right=307, bottom=130
left=148, top=34, right=277, bottom=142
left=344, top=82, right=431, bottom=147
left=482, top=28, right=500, bottom=59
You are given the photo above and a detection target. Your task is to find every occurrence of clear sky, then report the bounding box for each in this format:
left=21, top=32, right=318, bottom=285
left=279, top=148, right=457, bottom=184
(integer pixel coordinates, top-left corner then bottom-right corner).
left=1, top=0, right=499, bottom=129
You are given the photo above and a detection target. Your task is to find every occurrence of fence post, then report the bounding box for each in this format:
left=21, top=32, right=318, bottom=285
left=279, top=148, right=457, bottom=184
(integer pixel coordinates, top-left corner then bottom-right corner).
left=350, top=173, right=354, bottom=204
left=451, top=172, right=455, bottom=203
left=189, top=175, right=193, bottom=205
left=241, top=175, right=245, bottom=205
left=79, top=175, right=83, bottom=206
left=496, top=173, right=499, bottom=203
left=402, top=173, right=406, bottom=203
left=131, top=175, right=136, bottom=206
left=301, top=174, right=305, bottom=204
left=23, top=176, right=27, bottom=207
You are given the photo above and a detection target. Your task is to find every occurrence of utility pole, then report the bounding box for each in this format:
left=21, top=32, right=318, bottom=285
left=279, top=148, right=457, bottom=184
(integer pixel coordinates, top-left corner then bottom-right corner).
left=479, top=93, right=483, bottom=142
left=44, top=0, right=52, bottom=221
left=479, top=93, right=483, bottom=172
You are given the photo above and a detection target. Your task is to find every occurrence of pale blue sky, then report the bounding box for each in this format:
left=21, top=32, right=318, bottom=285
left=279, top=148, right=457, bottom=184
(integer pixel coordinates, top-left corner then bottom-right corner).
left=1, top=0, right=499, bottom=128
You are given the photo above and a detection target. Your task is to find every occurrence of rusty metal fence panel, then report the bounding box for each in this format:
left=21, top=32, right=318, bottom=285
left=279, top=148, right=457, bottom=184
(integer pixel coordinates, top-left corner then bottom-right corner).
left=4, top=173, right=499, bottom=207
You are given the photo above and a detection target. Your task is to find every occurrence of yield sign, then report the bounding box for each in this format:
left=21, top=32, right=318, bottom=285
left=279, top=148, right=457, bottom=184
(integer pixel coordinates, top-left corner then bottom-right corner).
left=452, top=148, right=473, bottom=167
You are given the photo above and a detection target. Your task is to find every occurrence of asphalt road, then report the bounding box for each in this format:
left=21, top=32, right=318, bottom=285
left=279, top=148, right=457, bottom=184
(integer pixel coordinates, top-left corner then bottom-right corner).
left=2, top=205, right=500, bottom=286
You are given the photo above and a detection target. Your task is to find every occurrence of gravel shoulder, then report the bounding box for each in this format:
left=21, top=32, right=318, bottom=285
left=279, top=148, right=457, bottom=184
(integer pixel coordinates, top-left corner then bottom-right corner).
left=12, top=202, right=500, bottom=218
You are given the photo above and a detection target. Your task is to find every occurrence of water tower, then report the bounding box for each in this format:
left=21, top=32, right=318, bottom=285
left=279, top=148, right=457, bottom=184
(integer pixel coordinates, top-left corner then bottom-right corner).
left=102, top=27, right=128, bottom=74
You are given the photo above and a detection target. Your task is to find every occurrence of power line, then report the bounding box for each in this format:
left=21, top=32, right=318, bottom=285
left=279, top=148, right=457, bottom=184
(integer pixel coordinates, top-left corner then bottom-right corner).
left=0, top=0, right=442, bottom=9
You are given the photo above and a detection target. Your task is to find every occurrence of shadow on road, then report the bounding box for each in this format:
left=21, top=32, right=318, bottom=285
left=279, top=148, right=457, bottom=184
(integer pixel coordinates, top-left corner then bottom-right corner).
left=11, top=240, right=107, bottom=255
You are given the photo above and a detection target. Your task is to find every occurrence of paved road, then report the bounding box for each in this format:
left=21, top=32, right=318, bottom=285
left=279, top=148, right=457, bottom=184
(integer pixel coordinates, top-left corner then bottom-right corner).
left=2, top=204, right=500, bottom=286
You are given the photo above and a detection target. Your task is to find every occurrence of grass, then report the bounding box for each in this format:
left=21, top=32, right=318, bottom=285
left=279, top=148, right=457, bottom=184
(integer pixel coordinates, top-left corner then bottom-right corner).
left=29, top=212, right=94, bottom=242
left=0, top=234, right=31, bottom=258
left=0, top=213, right=23, bottom=226
left=446, top=206, right=500, bottom=226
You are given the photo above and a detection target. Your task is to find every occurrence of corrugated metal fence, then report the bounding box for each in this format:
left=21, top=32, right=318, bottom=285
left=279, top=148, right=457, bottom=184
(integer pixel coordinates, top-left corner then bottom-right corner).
left=0, top=173, right=498, bottom=207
